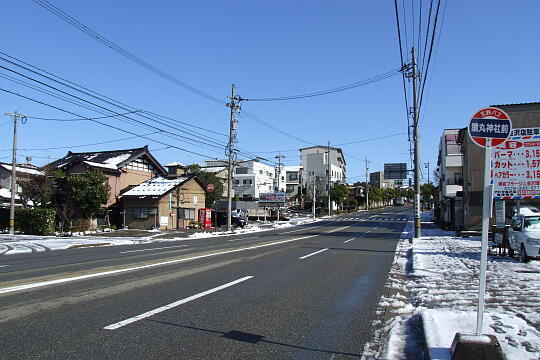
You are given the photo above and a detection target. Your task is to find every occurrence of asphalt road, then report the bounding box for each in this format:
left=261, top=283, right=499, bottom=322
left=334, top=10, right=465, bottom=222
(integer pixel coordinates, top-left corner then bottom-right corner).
left=0, top=206, right=410, bottom=359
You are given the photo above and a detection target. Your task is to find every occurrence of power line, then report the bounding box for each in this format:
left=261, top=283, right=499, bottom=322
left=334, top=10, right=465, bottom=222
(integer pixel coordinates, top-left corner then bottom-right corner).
left=0, top=131, right=161, bottom=152
left=334, top=132, right=406, bottom=146
left=26, top=109, right=141, bottom=121
left=243, top=69, right=400, bottom=102
left=0, top=86, right=220, bottom=160
left=0, top=65, right=233, bottom=154
left=0, top=52, right=228, bottom=139
left=32, top=0, right=226, bottom=107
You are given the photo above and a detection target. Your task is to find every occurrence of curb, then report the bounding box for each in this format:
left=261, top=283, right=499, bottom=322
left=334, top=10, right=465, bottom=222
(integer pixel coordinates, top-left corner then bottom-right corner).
left=68, top=242, right=110, bottom=249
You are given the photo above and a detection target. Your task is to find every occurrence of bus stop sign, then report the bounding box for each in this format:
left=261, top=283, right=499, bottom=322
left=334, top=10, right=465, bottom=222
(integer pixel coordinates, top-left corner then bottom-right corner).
left=468, top=107, right=512, bottom=148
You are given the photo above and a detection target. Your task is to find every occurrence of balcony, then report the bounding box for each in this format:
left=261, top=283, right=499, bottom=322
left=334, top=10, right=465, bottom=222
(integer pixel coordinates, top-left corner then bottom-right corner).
left=444, top=184, right=463, bottom=198
left=445, top=155, right=462, bottom=168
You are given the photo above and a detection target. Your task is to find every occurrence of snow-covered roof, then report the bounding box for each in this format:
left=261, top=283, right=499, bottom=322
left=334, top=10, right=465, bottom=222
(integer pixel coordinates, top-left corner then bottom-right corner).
left=201, top=166, right=227, bottom=173
left=283, top=166, right=301, bottom=172
left=120, top=176, right=193, bottom=198
left=0, top=187, right=19, bottom=200
left=165, top=161, right=184, bottom=167
left=82, top=161, right=118, bottom=170
left=46, top=146, right=167, bottom=175
left=0, top=163, right=44, bottom=176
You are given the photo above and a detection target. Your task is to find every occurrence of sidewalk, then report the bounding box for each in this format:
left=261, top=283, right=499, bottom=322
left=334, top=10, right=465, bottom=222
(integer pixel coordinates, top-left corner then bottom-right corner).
left=363, top=212, right=540, bottom=360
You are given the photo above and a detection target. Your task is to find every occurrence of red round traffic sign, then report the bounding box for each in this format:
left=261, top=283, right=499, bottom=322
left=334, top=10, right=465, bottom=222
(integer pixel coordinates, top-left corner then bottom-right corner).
left=468, top=107, right=512, bottom=148
left=206, top=183, right=215, bottom=192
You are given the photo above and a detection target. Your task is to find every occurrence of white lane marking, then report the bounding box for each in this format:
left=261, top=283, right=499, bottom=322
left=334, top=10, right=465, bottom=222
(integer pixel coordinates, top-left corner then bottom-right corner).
left=366, top=230, right=371, bottom=233
left=299, top=248, right=329, bottom=259
left=0, top=224, right=359, bottom=295
left=104, top=276, right=253, bottom=330
left=227, top=236, right=259, bottom=242
left=281, top=226, right=319, bottom=234
left=343, top=238, right=355, bottom=244
left=120, top=245, right=188, bottom=254
left=372, top=227, right=377, bottom=229
left=0, top=265, right=10, bottom=268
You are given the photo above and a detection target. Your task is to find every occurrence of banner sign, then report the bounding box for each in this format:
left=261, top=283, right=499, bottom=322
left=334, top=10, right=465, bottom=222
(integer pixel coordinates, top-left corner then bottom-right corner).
left=492, top=127, right=540, bottom=199
left=258, top=192, right=286, bottom=207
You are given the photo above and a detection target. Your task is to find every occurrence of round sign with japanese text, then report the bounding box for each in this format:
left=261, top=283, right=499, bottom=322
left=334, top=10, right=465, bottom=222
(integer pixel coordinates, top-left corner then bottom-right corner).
left=468, top=107, right=512, bottom=148
left=206, top=183, right=215, bottom=192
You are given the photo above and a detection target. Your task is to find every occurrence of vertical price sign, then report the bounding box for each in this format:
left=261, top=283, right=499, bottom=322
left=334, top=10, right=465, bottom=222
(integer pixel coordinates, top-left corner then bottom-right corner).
left=468, top=107, right=512, bottom=336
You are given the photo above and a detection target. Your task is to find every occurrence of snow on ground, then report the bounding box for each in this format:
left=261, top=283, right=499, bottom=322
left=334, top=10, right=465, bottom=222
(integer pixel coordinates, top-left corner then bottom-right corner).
left=367, top=211, right=540, bottom=360
left=0, top=216, right=320, bottom=255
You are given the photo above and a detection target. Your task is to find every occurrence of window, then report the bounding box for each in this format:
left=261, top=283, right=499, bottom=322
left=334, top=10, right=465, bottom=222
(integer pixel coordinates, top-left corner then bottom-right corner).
left=243, top=179, right=252, bottom=185
left=178, top=208, right=195, bottom=219
left=236, top=167, right=248, bottom=174
left=234, top=180, right=239, bottom=185
left=286, top=184, right=295, bottom=193
left=287, top=173, right=298, bottom=181
left=132, top=207, right=157, bottom=219
left=259, top=170, right=263, bottom=174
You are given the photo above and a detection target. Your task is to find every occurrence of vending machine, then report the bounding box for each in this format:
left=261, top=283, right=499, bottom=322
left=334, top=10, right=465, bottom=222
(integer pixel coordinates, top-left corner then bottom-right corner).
left=198, top=208, right=213, bottom=228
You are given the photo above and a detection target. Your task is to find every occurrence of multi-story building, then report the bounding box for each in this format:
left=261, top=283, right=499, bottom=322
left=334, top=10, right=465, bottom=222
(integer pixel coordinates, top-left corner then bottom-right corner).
left=283, top=165, right=302, bottom=203
left=232, top=159, right=275, bottom=200
left=437, top=129, right=464, bottom=229
left=369, top=171, right=396, bottom=189
left=300, top=145, right=346, bottom=196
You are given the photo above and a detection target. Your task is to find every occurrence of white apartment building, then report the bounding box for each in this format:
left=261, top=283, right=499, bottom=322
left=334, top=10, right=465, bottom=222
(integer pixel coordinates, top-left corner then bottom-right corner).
left=437, top=129, right=463, bottom=229
left=232, top=159, right=275, bottom=200
left=283, top=165, right=302, bottom=202
left=300, top=146, right=346, bottom=195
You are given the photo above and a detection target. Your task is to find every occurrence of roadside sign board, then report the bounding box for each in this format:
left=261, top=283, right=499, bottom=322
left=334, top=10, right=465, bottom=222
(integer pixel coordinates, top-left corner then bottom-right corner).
left=258, top=192, right=286, bottom=207
left=468, top=107, right=512, bottom=148
left=206, top=183, right=215, bottom=192
left=384, top=163, right=407, bottom=180
left=492, top=127, right=540, bottom=199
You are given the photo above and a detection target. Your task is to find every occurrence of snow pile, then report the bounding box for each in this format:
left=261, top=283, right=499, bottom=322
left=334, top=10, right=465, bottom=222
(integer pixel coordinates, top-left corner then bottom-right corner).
left=365, top=211, right=540, bottom=360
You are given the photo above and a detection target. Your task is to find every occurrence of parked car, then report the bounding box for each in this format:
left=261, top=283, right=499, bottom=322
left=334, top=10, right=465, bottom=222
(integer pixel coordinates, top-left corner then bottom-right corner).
left=215, top=211, right=247, bottom=229
left=507, top=214, right=540, bottom=262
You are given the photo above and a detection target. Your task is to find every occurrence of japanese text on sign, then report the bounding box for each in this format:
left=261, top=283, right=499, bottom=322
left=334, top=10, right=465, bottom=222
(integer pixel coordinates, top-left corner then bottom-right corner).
left=492, top=127, right=540, bottom=199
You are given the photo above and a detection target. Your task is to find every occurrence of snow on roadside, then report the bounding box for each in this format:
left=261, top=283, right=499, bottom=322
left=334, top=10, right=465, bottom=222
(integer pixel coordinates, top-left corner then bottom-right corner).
left=0, top=216, right=321, bottom=255
left=365, top=211, right=540, bottom=360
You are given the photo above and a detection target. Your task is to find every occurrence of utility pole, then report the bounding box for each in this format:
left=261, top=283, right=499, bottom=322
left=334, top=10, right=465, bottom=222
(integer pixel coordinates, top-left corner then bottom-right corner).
left=365, top=158, right=369, bottom=211
left=327, top=141, right=331, bottom=216
left=226, top=84, right=242, bottom=232
left=275, top=154, right=285, bottom=221
left=411, top=47, right=421, bottom=238
left=312, top=175, right=316, bottom=220
left=425, top=162, right=430, bottom=184
left=5, top=111, right=27, bottom=235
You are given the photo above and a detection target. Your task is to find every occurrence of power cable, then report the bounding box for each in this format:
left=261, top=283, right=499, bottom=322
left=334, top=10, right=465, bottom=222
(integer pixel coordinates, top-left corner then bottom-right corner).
left=0, top=131, right=161, bottom=152
left=0, top=66, right=232, bottom=154
left=32, top=0, right=226, bottom=107
left=0, top=86, right=220, bottom=160
left=243, top=69, right=400, bottom=102
left=0, top=52, right=228, bottom=138
left=26, top=109, right=141, bottom=121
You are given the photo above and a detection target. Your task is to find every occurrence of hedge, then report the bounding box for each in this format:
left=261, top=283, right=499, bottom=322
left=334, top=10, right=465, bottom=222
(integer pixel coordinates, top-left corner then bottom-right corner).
left=0, top=208, right=56, bottom=235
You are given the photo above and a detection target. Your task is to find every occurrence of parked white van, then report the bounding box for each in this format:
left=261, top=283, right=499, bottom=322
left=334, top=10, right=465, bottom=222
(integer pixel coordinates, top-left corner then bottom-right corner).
left=508, top=214, right=540, bottom=262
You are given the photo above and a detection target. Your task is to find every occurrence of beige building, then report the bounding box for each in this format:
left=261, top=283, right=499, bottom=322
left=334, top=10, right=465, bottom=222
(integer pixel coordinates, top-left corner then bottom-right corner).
left=120, top=175, right=206, bottom=230
left=458, top=102, right=540, bottom=230
left=47, top=146, right=166, bottom=208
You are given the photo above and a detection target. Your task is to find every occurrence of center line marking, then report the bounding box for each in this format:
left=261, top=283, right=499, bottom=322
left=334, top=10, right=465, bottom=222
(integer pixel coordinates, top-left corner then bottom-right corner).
left=299, top=248, right=329, bottom=259
left=343, top=238, right=355, bottom=243
left=0, top=223, right=359, bottom=295
left=104, top=276, right=253, bottom=330
left=0, top=265, right=10, bottom=268
left=120, top=245, right=188, bottom=254
left=227, top=236, right=259, bottom=242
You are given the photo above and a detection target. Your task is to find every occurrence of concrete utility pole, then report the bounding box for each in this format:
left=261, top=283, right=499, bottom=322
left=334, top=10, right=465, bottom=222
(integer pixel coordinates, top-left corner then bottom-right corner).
left=365, top=158, right=369, bottom=211
left=312, top=175, right=316, bottom=220
left=327, top=141, right=331, bottom=216
left=5, top=111, right=27, bottom=235
left=275, top=154, right=285, bottom=221
left=425, top=162, right=430, bottom=184
left=226, top=84, right=242, bottom=232
left=411, top=47, right=421, bottom=238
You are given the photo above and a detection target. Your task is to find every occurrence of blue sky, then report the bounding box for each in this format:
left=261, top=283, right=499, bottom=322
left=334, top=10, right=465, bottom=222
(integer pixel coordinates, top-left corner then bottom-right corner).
left=1, top=1, right=539, bottom=183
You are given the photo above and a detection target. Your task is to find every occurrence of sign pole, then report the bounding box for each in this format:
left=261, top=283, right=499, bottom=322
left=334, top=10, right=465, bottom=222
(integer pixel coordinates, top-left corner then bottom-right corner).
left=476, top=138, right=492, bottom=335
